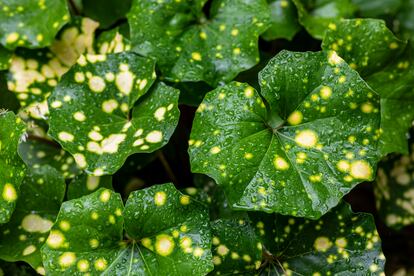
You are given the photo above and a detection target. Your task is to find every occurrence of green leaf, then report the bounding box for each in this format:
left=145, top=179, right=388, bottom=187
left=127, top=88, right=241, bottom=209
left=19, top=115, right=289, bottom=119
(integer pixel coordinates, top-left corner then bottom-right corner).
left=210, top=219, right=262, bottom=275
left=375, top=149, right=414, bottom=230
left=352, top=0, right=403, bottom=17
left=262, top=0, right=301, bottom=41
left=48, top=52, right=180, bottom=176
left=292, top=0, right=356, bottom=39
left=0, top=260, right=37, bottom=275
left=41, top=184, right=213, bottom=275
left=0, top=72, right=20, bottom=112
left=189, top=50, right=381, bottom=219
left=6, top=17, right=99, bottom=120
left=0, top=111, right=26, bottom=223
left=67, top=174, right=112, bottom=200
left=0, top=45, right=11, bottom=70
left=321, top=19, right=406, bottom=77
left=128, top=0, right=270, bottom=86
left=0, top=0, right=70, bottom=49
left=0, top=166, right=65, bottom=275
left=82, top=0, right=132, bottom=29
left=95, top=25, right=131, bottom=55
left=396, top=0, right=414, bottom=41
left=18, top=138, right=81, bottom=179
left=322, top=19, right=414, bottom=156
left=252, top=202, right=385, bottom=275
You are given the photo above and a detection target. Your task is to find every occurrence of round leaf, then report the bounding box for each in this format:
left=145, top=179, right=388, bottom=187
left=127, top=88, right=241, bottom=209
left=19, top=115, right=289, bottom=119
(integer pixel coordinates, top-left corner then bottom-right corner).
left=48, top=52, right=180, bottom=175
left=128, top=0, right=271, bottom=86
left=189, top=50, right=381, bottom=219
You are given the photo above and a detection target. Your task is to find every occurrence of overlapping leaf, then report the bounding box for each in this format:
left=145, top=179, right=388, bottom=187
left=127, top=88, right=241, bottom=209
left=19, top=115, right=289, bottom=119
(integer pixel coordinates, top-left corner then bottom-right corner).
left=292, top=0, right=356, bottom=39
left=48, top=52, right=180, bottom=175
left=252, top=202, right=385, bottom=275
left=0, top=0, right=70, bottom=49
left=82, top=0, right=132, bottom=29
left=0, top=111, right=26, bottom=223
left=375, top=145, right=414, bottom=230
left=128, top=0, right=270, bottom=86
left=6, top=17, right=99, bottom=120
left=95, top=25, right=131, bottom=55
left=18, top=138, right=81, bottom=179
left=190, top=50, right=381, bottom=219
left=322, top=19, right=414, bottom=156
left=42, top=183, right=213, bottom=275
left=251, top=203, right=385, bottom=275
left=210, top=219, right=262, bottom=275
left=0, top=166, right=65, bottom=275
left=263, top=0, right=301, bottom=41
left=67, top=174, right=112, bottom=200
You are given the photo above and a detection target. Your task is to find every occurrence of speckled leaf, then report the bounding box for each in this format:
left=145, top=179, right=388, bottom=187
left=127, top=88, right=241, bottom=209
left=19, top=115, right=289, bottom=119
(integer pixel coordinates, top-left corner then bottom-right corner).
left=0, top=111, right=26, bottom=223
left=18, top=138, right=81, bottom=179
left=189, top=50, right=381, bottom=219
left=0, top=0, right=70, bottom=49
left=322, top=19, right=414, bottom=156
left=0, top=166, right=65, bottom=275
left=210, top=219, right=262, bottom=275
left=48, top=52, right=180, bottom=176
left=7, top=17, right=99, bottom=120
left=375, top=146, right=414, bottom=230
left=128, top=0, right=270, bottom=86
left=322, top=19, right=406, bottom=77
left=82, top=0, right=132, bottom=29
left=95, top=25, right=131, bottom=55
left=67, top=174, right=112, bottom=200
left=42, top=183, right=213, bottom=275
left=292, top=0, right=356, bottom=39
left=253, top=202, right=385, bottom=275
left=262, top=0, right=301, bottom=41
left=0, top=45, right=11, bottom=70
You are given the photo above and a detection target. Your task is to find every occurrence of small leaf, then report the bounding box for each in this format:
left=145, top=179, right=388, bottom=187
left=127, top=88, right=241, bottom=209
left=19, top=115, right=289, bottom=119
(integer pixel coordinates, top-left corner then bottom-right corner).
left=48, top=52, right=180, bottom=175
left=375, top=147, right=414, bottom=230
left=252, top=202, right=385, bottom=275
left=0, top=166, right=65, bottom=275
left=67, top=174, right=113, bottom=200
left=210, top=219, right=262, bottom=275
left=189, top=50, right=380, bottom=219
left=42, top=184, right=213, bottom=275
left=292, top=0, right=356, bottom=39
left=322, top=19, right=414, bottom=156
left=0, top=111, right=26, bottom=223
left=128, top=0, right=271, bottom=86
left=6, top=17, right=99, bottom=120
left=18, top=138, right=81, bottom=179
left=0, top=0, right=70, bottom=49
left=262, top=0, right=301, bottom=41
left=95, top=25, right=131, bottom=55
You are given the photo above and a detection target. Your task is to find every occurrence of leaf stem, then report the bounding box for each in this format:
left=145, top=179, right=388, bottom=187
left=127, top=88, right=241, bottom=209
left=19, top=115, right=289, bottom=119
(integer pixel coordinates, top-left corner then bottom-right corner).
left=157, top=151, right=178, bottom=184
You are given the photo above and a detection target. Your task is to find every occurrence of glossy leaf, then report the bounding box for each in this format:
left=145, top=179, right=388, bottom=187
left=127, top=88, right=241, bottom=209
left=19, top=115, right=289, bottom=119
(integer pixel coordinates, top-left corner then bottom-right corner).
left=210, top=219, right=262, bottom=275
left=128, top=0, right=270, bottom=86
left=0, top=0, right=70, bottom=49
left=67, top=174, right=112, bottom=200
left=253, top=202, right=385, bottom=275
left=375, top=147, right=414, bottom=230
left=292, top=0, right=356, bottom=39
left=322, top=19, right=414, bottom=156
left=82, top=0, right=132, bottom=29
left=6, top=17, right=99, bottom=120
left=95, top=25, right=131, bottom=55
left=0, top=166, right=65, bottom=275
left=48, top=52, right=180, bottom=175
left=42, top=184, right=213, bottom=275
left=189, top=50, right=381, bottom=219
left=0, top=111, right=26, bottom=223
left=262, top=0, right=301, bottom=41
left=18, top=138, right=81, bottom=179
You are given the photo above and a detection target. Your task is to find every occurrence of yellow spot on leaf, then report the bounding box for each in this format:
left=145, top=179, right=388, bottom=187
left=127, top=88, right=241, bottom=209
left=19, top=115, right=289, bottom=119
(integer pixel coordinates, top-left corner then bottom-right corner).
left=155, top=234, right=175, bottom=256
left=99, top=190, right=111, bottom=202
left=320, top=86, right=332, bottom=99
left=314, top=236, right=332, bottom=252
left=59, top=252, right=76, bottom=268
left=287, top=110, right=303, bottom=125
left=295, top=130, right=318, bottom=148
left=2, top=183, right=17, bottom=202
left=210, top=146, right=221, bottom=154
left=58, top=132, right=74, bottom=142
left=154, top=191, right=167, bottom=206
left=191, top=52, right=202, bottom=61
left=145, top=130, right=163, bottom=143
left=350, top=160, right=373, bottom=180
left=273, top=155, right=289, bottom=170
